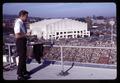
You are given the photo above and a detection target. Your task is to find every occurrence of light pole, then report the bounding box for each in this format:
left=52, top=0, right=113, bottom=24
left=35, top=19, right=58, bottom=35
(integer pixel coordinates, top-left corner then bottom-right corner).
left=109, top=20, right=115, bottom=46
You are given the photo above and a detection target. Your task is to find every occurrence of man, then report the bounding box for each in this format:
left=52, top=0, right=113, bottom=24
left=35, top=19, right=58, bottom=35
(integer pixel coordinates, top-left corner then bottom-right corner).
left=14, top=10, right=31, bottom=80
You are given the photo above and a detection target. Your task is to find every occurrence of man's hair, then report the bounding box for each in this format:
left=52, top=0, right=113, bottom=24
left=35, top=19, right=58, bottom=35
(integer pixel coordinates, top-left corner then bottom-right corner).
left=19, top=10, right=28, bottom=17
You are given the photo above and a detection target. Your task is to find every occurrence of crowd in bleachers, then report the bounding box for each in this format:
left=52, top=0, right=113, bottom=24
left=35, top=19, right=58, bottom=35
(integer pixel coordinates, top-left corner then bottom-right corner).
left=42, top=35, right=116, bottom=64
left=54, top=36, right=116, bottom=47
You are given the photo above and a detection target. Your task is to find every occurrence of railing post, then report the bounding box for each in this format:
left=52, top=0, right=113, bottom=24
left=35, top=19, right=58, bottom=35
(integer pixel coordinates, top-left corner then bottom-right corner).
left=8, top=44, right=12, bottom=68
left=60, top=46, right=64, bottom=72
left=58, top=46, right=69, bottom=76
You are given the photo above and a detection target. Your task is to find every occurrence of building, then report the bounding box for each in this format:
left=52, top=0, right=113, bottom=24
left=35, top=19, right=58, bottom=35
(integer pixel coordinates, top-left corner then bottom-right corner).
left=85, top=16, right=92, bottom=28
left=3, top=19, right=15, bottom=28
left=30, top=18, right=90, bottom=39
left=92, top=19, right=106, bottom=25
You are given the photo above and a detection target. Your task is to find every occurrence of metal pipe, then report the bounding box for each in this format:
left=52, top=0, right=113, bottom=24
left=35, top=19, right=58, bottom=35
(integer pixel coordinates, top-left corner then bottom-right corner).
left=60, top=46, right=64, bottom=72
left=8, top=44, right=12, bottom=68
left=111, top=24, right=113, bottom=46
left=5, top=43, right=116, bottom=49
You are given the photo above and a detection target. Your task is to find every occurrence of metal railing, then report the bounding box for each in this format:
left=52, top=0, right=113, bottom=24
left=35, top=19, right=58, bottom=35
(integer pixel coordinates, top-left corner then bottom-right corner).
left=4, top=43, right=116, bottom=75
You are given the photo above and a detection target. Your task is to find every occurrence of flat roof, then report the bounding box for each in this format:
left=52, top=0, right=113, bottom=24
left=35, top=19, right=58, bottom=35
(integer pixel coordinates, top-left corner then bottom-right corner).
left=3, top=61, right=116, bottom=80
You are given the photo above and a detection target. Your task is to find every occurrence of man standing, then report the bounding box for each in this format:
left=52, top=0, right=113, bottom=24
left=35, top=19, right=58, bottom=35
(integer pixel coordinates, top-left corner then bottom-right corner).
left=14, top=10, right=31, bottom=80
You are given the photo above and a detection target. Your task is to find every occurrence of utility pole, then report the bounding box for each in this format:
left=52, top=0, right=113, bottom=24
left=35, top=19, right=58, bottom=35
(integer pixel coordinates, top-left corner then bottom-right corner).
left=109, top=20, right=115, bottom=46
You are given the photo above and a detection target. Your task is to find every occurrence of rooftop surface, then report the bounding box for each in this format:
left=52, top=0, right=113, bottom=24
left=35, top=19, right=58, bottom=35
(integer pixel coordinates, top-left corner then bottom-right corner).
left=3, top=60, right=117, bottom=80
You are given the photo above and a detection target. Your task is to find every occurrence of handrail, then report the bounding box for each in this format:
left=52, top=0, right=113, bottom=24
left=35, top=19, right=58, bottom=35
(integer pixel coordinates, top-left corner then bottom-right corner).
left=5, top=43, right=116, bottom=49
left=4, top=43, right=116, bottom=75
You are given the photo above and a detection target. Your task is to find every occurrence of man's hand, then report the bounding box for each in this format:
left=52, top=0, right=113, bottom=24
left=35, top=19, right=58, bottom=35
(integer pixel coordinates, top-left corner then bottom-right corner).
left=26, top=30, right=32, bottom=36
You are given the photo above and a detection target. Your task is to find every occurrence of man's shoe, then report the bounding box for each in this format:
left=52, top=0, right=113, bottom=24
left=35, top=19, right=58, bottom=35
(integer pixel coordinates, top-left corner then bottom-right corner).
left=23, top=71, right=31, bottom=76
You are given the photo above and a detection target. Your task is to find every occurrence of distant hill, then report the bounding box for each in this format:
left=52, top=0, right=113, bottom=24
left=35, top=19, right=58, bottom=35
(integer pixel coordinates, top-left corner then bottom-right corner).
left=3, top=14, right=45, bottom=23
left=3, top=14, right=18, bottom=19
left=3, top=14, right=44, bottom=19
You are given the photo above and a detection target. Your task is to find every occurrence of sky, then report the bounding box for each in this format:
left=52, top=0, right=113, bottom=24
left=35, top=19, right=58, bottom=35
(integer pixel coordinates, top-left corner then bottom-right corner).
left=3, top=3, right=116, bottom=18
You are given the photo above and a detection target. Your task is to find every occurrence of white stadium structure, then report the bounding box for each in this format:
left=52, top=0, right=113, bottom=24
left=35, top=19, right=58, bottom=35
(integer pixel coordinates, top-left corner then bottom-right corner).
left=30, top=18, right=90, bottom=39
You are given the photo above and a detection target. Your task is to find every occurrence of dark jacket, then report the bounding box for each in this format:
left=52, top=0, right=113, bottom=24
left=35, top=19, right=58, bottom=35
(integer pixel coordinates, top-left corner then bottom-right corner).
left=33, top=43, right=44, bottom=64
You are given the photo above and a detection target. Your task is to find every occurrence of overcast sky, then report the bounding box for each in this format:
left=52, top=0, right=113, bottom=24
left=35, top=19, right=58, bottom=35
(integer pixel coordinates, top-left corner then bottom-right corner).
left=3, top=3, right=116, bottom=18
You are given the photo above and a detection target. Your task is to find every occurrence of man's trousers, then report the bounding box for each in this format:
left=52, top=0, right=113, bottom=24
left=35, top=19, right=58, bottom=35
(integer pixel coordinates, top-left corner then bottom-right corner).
left=16, top=37, right=27, bottom=76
